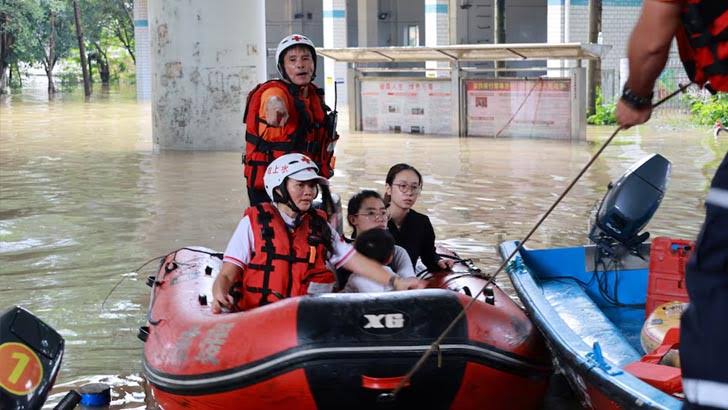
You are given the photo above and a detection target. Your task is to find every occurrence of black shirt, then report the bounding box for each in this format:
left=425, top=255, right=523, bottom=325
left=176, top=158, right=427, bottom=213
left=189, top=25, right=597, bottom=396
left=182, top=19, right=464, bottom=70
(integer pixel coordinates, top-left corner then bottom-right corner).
left=387, top=209, right=441, bottom=271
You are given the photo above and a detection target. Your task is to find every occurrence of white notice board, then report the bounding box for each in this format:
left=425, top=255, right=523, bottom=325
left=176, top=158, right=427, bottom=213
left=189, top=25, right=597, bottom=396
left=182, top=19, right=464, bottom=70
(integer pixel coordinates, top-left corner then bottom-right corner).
left=466, top=78, right=572, bottom=138
left=360, top=79, right=453, bottom=135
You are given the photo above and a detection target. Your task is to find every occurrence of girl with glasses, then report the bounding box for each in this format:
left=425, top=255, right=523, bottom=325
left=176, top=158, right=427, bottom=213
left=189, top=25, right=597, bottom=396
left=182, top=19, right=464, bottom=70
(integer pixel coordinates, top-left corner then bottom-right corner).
left=384, top=163, right=455, bottom=272
left=336, top=190, right=416, bottom=291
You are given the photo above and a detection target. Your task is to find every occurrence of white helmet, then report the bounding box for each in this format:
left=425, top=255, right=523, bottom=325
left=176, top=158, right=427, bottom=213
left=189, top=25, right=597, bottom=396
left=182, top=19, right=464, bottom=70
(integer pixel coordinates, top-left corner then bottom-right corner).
left=275, top=34, right=317, bottom=80
left=264, top=153, right=329, bottom=201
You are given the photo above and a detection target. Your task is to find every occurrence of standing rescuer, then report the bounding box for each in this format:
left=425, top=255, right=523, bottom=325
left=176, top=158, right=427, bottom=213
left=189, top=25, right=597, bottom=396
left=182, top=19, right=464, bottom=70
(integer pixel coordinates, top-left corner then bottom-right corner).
left=242, top=34, right=338, bottom=206
left=615, top=1, right=728, bottom=408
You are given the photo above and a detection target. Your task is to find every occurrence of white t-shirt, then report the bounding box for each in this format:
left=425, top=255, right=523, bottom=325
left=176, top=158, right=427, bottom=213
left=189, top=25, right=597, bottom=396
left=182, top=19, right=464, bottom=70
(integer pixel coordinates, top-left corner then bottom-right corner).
left=342, top=245, right=415, bottom=293
left=223, top=207, right=355, bottom=270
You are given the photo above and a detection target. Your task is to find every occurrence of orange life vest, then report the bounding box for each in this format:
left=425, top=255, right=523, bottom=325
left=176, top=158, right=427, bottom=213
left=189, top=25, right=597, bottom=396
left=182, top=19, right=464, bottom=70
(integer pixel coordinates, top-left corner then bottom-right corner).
left=677, top=0, right=728, bottom=92
left=242, top=80, right=337, bottom=190
left=236, top=203, right=335, bottom=311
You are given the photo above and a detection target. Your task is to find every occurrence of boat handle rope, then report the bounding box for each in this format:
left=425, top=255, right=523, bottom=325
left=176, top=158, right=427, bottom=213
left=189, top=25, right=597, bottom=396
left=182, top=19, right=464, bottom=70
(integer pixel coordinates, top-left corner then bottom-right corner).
left=102, top=247, right=223, bottom=325
left=387, top=82, right=693, bottom=401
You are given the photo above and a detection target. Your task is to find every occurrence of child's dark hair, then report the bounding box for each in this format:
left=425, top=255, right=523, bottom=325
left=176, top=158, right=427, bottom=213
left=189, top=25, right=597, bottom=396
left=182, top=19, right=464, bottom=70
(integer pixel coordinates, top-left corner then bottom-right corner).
left=384, top=163, right=422, bottom=204
left=354, top=228, right=395, bottom=264
left=347, top=190, right=384, bottom=238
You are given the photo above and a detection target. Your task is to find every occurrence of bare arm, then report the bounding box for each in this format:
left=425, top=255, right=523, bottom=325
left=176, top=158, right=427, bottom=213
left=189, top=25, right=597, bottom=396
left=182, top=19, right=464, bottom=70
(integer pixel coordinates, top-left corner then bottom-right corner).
left=342, top=251, right=427, bottom=290
left=616, top=0, right=682, bottom=127
left=626, top=0, right=682, bottom=95
left=211, top=262, right=244, bottom=313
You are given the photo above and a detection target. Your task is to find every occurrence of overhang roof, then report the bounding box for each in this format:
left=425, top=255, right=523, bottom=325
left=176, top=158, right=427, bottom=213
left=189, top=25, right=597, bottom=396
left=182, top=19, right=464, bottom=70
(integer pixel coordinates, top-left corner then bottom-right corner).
left=316, top=43, right=610, bottom=63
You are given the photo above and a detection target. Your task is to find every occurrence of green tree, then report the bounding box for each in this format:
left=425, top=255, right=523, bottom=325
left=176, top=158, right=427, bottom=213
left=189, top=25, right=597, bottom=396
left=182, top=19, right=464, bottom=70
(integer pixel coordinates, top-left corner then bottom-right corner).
left=107, top=0, right=134, bottom=63
left=80, top=0, right=134, bottom=85
left=0, top=0, right=41, bottom=93
left=29, top=0, right=75, bottom=94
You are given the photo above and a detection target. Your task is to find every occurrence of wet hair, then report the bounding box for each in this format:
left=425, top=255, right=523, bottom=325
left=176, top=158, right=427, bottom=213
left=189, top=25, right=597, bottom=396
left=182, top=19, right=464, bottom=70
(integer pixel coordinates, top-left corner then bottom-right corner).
left=384, top=163, right=423, bottom=204
left=307, top=210, right=334, bottom=254
left=354, top=228, right=395, bottom=265
left=347, top=190, right=385, bottom=238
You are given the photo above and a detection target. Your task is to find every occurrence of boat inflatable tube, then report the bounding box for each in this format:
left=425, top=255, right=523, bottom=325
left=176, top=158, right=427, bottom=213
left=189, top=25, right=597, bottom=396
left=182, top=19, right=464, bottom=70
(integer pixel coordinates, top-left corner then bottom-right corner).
left=141, top=247, right=552, bottom=410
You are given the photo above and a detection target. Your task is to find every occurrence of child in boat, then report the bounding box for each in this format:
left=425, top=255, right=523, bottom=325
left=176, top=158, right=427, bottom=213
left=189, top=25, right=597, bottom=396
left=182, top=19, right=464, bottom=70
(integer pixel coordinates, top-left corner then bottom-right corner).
left=343, top=228, right=410, bottom=292
left=384, top=163, right=455, bottom=272
left=336, top=190, right=416, bottom=290
left=212, top=154, right=426, bottom=313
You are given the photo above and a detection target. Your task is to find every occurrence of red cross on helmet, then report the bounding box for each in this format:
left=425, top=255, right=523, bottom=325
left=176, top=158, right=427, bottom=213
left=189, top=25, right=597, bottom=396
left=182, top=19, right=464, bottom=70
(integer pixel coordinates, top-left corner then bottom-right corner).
left=264, top=153, right=328, bottom=201
left=275, top=34, right=317, bottom=81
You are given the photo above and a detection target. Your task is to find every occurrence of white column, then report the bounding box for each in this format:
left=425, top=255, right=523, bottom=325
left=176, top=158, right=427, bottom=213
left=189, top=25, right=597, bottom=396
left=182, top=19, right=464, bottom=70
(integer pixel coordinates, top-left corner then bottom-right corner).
left=425, top=0, right=450, bottom=78
left=547, top=0, right=565, bottom=77
left=357, top=0, right=378, bottom=47
left=323, top=0, right=348, bottom=109
left=133, top=0, right=151, bottom=100
left=149, top=0, right=266, bottom=150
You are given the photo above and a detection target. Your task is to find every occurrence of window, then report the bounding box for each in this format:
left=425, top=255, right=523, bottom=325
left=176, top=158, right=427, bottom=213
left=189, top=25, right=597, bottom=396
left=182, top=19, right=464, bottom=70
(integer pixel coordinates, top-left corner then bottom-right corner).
left=405, top=25, right=419, bottom=46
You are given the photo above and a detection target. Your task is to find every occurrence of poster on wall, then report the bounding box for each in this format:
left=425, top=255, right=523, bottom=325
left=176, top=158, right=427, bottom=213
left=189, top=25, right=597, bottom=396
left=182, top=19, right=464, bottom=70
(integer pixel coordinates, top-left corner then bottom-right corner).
left=361, top=79, right=453, bottom=135
left=466, top=79, right=571, bottom=138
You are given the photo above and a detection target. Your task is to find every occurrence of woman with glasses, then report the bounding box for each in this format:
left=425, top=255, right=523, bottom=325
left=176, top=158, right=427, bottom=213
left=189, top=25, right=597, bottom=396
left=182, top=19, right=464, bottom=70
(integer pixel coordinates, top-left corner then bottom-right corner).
left=336, top=190, right=416, bottom=291
left=385, top=163, right=455, bottom=272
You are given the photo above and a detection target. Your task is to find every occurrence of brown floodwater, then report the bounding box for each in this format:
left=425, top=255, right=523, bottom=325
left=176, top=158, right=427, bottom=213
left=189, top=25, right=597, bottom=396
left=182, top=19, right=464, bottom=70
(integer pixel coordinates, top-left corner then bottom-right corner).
left=1, top=84, right=725, bottom=408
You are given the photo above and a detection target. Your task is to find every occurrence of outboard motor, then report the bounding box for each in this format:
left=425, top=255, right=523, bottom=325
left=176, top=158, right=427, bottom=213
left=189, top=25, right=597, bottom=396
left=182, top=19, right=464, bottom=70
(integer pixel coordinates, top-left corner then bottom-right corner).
left=1, top=306, right=66, bottom=410
left=589, top=153, right=671, bottom=256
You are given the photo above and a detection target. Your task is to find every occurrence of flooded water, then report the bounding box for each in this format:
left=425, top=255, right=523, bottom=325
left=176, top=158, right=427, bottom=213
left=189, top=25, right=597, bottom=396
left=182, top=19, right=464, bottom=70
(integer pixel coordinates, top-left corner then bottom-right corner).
left=1, top=85, right=725, bottom=408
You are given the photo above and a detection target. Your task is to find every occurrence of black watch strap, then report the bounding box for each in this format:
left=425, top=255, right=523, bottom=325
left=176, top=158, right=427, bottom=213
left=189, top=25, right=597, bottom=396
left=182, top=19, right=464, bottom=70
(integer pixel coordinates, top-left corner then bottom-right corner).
left=621, top=88, right=654, bottom=109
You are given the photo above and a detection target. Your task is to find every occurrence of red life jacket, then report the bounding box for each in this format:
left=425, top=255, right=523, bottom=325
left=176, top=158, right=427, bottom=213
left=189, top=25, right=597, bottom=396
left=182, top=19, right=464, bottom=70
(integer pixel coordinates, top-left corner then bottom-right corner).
left=677, top=0, right=728, bottom=92
left=242, top=80, right=337, bottom=190
left=236, top=203, right=335, bottom=311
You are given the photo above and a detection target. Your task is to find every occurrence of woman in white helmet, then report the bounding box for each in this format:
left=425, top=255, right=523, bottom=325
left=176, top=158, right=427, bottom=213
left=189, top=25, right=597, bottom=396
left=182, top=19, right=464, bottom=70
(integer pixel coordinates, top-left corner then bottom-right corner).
left=242, top=34, right=338, bottom=206
left=212, top=154, right=426, bottom=313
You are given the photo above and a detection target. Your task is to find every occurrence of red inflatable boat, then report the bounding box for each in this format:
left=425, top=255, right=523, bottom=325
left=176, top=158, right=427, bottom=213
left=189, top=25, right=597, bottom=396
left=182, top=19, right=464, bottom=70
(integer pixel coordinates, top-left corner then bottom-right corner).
left=141, top=247, right=551, bottom=409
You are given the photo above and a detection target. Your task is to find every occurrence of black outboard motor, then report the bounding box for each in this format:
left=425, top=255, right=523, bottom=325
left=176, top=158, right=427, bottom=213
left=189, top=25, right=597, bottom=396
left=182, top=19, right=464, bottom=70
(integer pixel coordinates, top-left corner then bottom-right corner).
left=589, top=153, right=671, bottom=256
left=0, top=306, right=65, bottom=410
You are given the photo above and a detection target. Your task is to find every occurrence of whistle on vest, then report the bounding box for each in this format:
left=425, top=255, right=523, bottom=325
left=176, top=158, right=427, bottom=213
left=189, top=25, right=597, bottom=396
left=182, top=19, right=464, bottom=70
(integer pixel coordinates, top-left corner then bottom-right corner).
left=308, top=246, right=316, bottom=264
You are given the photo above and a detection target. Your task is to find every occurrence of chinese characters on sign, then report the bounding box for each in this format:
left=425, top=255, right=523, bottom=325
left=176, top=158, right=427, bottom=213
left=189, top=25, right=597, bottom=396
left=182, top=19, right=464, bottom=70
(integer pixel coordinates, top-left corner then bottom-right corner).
left=466, top=79, right=572, bottom=138
left=361, top=80, right=453, bottom=135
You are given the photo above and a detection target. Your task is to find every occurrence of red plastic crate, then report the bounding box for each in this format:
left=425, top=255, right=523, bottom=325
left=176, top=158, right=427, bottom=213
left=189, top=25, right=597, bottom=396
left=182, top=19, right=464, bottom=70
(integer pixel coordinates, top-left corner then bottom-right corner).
left=645, top=237, right=694, bottom=318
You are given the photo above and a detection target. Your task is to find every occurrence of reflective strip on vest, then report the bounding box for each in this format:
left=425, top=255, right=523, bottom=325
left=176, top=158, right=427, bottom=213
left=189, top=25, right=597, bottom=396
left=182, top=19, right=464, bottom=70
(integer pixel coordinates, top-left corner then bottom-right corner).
left=706, top=187, right=728, bottom=209
left=683, top=378, right=728, bottom=409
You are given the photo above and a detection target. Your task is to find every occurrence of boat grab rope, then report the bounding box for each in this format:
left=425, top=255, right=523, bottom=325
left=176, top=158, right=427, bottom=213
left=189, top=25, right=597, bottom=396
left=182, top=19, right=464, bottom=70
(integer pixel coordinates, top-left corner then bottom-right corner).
left=386, top=83, right=693, bottom=402
left=100, top=247, right=222, bottom=313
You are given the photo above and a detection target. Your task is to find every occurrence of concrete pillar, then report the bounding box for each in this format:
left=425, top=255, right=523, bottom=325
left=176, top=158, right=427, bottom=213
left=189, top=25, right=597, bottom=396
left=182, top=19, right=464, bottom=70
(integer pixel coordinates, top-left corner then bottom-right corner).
left=323, top=0, right=347, bottom=109
left=357, top=0, right=378, bottom=47
left=133, top=0, right=151, bottom=100
left=425, top=0, right=450, bottom=78
left=149, top=0, right=266, bottom=150
left=547, top=0, right=566, bottom=77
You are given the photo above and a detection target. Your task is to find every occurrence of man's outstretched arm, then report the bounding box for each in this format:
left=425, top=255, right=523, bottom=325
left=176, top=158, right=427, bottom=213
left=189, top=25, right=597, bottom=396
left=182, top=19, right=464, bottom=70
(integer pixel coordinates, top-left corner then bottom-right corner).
left=616, top=0, right=682, bottom=127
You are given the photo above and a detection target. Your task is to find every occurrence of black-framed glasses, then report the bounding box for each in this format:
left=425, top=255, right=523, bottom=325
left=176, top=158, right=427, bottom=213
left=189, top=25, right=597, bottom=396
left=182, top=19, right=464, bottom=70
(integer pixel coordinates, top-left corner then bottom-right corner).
left=392, top=182, right=421, bottom=194
left=355, top=209, right=390, bottom=220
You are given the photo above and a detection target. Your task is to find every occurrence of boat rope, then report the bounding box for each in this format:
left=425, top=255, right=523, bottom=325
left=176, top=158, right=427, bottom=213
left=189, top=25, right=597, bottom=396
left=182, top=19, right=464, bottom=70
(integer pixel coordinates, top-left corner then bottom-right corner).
left=101, top=247, right=223, bottom=312
left=100, top=254, right=168, bottom=311
left=388, top=82, right=693, bottom=400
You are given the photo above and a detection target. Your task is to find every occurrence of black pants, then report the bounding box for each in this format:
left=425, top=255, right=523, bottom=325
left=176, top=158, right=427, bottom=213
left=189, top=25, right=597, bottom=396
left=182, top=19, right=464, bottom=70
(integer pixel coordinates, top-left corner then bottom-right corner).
left=680, top=153, right=728, bottom=410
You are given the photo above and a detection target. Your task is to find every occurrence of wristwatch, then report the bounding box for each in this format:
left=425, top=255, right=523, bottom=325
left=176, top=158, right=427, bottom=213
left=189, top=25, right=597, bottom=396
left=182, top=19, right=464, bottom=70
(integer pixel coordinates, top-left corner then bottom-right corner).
left=388, top=275, right=397, bottom=288
left=621, top=87, right=654, bottom=109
